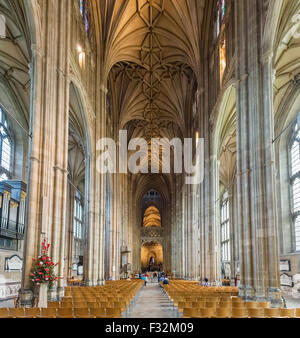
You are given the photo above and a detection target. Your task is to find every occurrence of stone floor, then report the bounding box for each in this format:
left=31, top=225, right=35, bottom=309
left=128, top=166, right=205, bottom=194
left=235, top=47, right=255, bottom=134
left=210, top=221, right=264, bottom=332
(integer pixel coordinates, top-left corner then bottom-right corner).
left=0, top=299, right=14, bottom=308
left=285, top=296, right=300, bottom=309
left=128, top=283, right=177, bottom=318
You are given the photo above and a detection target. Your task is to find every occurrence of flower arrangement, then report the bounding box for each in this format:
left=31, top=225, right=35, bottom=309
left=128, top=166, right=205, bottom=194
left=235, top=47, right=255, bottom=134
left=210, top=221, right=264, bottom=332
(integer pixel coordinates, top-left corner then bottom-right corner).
left=30, top=238, right=63, bottom=288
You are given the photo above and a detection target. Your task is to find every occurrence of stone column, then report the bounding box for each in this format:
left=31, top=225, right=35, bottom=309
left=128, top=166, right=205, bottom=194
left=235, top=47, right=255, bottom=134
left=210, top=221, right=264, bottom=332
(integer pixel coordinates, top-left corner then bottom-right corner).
left=235, top=0, right=282, bottom=305
left=20, top=0, right=71, bottom=304
left=261, top=50, right=281, bottom=304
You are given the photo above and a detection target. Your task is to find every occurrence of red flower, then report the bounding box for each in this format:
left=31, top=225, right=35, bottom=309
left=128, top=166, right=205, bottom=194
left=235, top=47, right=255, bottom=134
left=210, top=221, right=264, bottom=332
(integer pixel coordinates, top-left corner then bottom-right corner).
left=42, top=257, right=46, bottom=260
left=45, top=268, right=49, bottom=272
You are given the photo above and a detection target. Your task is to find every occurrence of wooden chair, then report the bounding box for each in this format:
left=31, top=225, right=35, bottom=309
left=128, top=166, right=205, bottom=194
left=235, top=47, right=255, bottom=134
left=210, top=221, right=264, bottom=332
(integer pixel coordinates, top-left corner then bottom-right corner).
left=40, top=308, right=57, bottom=318
left=198, top=308, right=215, bottom=318
left=178, top=302, right=191, bottom=311
left=0, top=308, right=9, bottom=318
left=97, top=301, right=108, bottom=308
left=48, top=301, right=60, bottom=308
left=89, top=308, right=106, bottom=318
left=183, top=308, right=199, bottom=318
left=279, top=308, right=295, bottom=318
left=8, top=308, right=26, bottom=318
left=73, top=302, right=88, bottom=308
left=219, top=301, right=231, bottom=308
left=264, top=308, right=280, bottom=318
left=231, top=308, right=248, bottom=318
left=88, top=302, right=100, bottom=308
left=232, top=297, right=243, bottom=303
left=72, top=296, right=85, bottom=302
left=74, top=308, right=92, bottom=318
left=56, top=308, right=73, bottom=318
left=113, top=302, right=127, bottom=312
left=60, top=302, right=73, bottom=308
left=25, top=307, right=41, bottom=318
left=104, top=302, right=114, bottom=309
left=106, top=308, right=122, bottom=318
left=232, top=302, right=245, bottom=308
left=205, top=301, right=218, bottom=308
left=215, top=308, right=231, bottom=318
left=257, top=302, right=270, bottom=309
left=248, top=308, right=264, bottom=318
left=207, top=297, right=219, bottom=303
left=245, top=302, right=258, bottom=309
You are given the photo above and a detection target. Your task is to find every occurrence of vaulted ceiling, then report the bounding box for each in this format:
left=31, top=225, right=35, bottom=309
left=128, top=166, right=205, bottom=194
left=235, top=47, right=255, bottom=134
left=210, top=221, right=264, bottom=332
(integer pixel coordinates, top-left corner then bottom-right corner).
left=97, top=0, right=205, bottom=141
left=94, top=0, right=206, bottom=198
left=0, top=0, right=32, bottom=126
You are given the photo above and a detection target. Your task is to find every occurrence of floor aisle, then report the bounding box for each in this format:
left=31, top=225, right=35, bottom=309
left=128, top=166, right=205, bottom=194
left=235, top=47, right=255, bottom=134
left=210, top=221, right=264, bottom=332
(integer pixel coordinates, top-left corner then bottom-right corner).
left=128, top=283, right=177, bottom=318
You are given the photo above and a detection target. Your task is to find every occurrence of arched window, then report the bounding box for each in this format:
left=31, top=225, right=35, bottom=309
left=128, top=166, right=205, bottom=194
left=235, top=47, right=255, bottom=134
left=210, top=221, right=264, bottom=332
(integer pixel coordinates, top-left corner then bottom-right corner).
left=289, top=119, right=300, bottom=251
left=220, top=190, right=230, bottom=262
left=74, top=190, right=84, bottom=240
left=0, top=106, right=12, bottom=181
left=79, top=0, right=89, bottom=34
left=216, top=0, right=226, bottom=37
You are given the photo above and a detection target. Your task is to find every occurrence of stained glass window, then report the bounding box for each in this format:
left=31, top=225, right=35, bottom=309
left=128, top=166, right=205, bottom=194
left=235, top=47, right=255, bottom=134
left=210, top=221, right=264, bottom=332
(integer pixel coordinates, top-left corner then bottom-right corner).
left=79, top=0, right=89, bottom=35
left=216, top=0, right=226, bottom=37
left=74, top=190, right=84, bottom=240
left=221, top=190, right=230, bottom=262
left=219, top=39, right=226, bottom=83
left=0, top=107, right=12, bottom=181
left=289, top=117, right=300, bottom=251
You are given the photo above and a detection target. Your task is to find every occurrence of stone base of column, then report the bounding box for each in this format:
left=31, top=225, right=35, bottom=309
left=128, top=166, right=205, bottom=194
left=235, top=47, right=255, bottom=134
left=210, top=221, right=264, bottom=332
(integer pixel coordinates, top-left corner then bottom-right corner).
left=48, top=287, right=57, bottom=301
left=255, top=286, right=267, bottom=302
left=18, top=289, right=34, bottom=307
left=239, top=285, right=256, bottom=301
left=238, top=285, right=245, bottom=298
left=84, top=280, right=93, bottom=286
left=57, top=287, right=64, bottom=299
left=268, top=287, right=283, bottom=308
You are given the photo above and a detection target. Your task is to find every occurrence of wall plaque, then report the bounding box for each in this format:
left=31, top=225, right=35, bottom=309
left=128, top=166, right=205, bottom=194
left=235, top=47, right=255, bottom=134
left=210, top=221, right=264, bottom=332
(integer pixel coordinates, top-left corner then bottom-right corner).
left=280, top=260, right=291, bottom=272
left=280, top=273, right=293, bottom=287
left=77, top=265, right=83, bottom=276
left=5, top=255, right=23, bottom=271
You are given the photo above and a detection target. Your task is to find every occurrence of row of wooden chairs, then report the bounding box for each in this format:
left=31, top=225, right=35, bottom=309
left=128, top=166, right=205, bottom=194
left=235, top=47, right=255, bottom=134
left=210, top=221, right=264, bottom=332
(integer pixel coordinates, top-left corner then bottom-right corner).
left=164, top=282, right=300, bottom=319
left=48, top=300, right=128, bottom=311
left=176, top=300, right=271, bottom=312
left=168, top=295, right=242, bottom=305
left=6, top=280, right=144, bottom=318
left=182, top=307, right=300, bottom=318
left=0, top=307, right=121, bottom=318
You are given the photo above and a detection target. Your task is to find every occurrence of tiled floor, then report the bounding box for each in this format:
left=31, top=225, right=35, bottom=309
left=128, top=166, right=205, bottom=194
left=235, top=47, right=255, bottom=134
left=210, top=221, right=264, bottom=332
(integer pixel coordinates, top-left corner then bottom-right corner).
left=128, top=283, right=177, bottom=318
